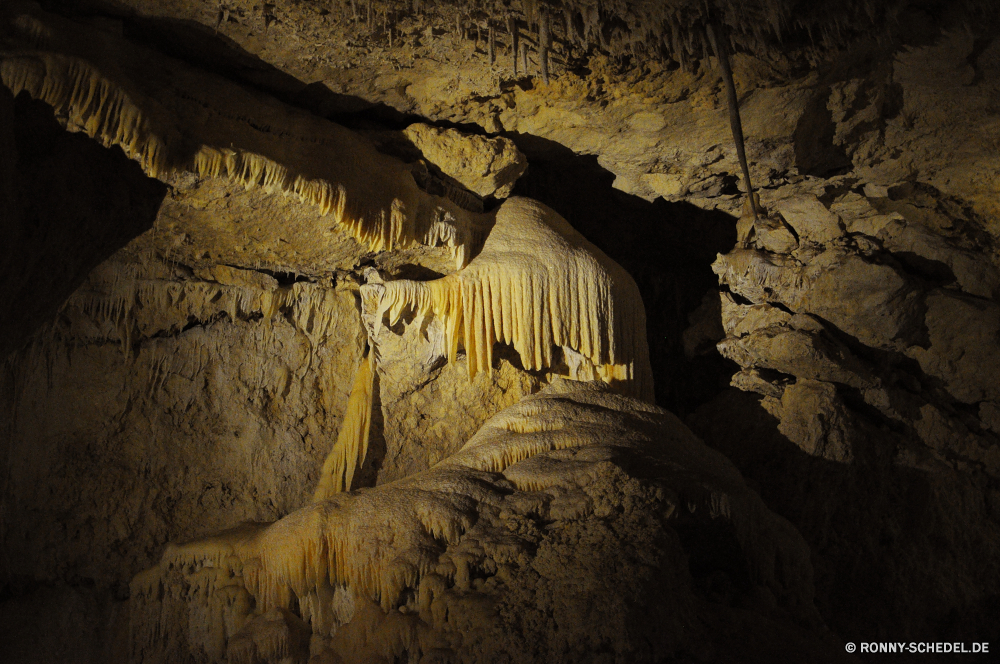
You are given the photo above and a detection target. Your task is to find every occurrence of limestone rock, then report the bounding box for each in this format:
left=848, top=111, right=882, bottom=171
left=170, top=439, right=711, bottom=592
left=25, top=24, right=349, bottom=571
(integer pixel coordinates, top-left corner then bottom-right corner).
left=130, top=381, right=833, bottom=663
left=0, top=247, right=367, bottom=591
left=762, top=380, right=858, bottom=463
left=772, top=195, right=843, bottom=244
left=363, top=294, right=539, bottom=485
left=402, top=123, right=527, bottom=199
left=752, top=215, right=800, bottom=254
left=227, top=608, right=312, bottom=664
left=730, top=369, right=786, bottom=398
left=366, top=197, right=654, bottom=402
left=681, top=289, right=725, bottom=357
left=0, top=4, right=491, bottom=270
left=876, top=216, right=1000, bottom=300
left=719, top=325, right=873, bottom=389
left=4, top=0, right=1000, bottom=660
left=713, top=182, right=1000, bottom=485
left=907, top=290, right=1000, bottom=404
left=715, top=246, right=926, bottom=351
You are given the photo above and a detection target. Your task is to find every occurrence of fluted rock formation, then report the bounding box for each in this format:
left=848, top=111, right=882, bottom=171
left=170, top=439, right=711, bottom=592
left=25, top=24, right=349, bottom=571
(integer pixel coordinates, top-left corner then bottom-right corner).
left=131, top=380, right=834, bottom=664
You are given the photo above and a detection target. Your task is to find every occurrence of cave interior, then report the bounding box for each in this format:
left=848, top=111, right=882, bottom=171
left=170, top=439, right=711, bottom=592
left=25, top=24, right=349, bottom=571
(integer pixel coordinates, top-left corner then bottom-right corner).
left=2, top=1, right=1000, bottom=662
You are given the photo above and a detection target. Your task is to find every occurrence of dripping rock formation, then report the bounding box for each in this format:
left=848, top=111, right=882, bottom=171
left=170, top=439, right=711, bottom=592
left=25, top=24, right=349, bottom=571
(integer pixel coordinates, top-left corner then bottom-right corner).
left=2, top=1, right=999, bottom=662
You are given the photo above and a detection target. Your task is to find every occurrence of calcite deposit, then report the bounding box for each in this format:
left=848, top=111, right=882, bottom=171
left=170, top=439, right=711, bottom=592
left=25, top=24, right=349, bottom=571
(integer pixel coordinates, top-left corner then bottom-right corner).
left=2, top=1, right=999, bottom=662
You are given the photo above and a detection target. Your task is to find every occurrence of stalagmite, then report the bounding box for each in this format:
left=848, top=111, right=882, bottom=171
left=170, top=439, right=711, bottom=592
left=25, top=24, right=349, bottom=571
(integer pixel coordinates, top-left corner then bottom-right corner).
left=130, top=379, right=818, bottom=663
left=508, top=15, right=519, bottom=75
left=313, top=353, right=376, bottom=500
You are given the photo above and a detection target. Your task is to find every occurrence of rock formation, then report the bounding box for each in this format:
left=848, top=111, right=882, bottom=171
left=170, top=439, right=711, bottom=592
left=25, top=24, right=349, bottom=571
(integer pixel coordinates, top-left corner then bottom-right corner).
left=2, top=0, right=998, bottom=662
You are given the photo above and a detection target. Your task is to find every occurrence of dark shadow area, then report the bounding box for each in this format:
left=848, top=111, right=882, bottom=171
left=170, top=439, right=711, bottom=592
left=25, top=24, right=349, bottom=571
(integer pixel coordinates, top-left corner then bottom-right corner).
left=0, top=91, right=167, bottom=358
left=120, top=13, right=423, bottom=128
left=891, top=252, right=958, bottom=288
left=39, top=1, right=425, bottom=130
left=793, top=86, right=853, bottom=178
left=687, top=389, right=1000, bottom=659
left=508, top=135, right=738, bottom=416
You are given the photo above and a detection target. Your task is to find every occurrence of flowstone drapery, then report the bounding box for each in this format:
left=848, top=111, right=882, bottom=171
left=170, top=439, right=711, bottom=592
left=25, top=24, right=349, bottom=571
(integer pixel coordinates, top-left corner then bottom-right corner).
left=130, top=380, right=822, bottom=664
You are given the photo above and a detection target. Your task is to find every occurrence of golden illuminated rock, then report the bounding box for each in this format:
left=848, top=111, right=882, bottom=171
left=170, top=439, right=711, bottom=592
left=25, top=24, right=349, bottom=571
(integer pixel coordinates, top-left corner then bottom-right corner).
left=3, top=1, right=1000, bottom=662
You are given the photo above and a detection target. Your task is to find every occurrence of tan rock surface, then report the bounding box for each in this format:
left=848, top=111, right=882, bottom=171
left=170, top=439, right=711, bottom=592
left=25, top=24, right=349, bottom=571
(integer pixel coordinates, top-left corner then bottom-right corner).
left=4, top=1, right=1000, bottom=661
left=131, top=380, right=837, bottom=664
left=401, top=123, right=527, bottom=199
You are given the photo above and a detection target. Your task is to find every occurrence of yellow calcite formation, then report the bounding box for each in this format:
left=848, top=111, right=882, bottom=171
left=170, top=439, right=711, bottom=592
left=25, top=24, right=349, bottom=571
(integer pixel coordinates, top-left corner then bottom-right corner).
left=369, top=197, right=654, bottom=402
left=313, top=354, right=376, bottom=500
left=0, top=4, right=486, bottom=265
left=1, top=5, right=654, bottom=405
left=130, top=380, right=816, bottom=663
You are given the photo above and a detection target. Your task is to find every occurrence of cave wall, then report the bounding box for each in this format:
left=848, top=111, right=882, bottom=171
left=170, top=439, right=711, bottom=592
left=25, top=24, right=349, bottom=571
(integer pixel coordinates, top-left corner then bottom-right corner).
left=2, top=1, right=1000, bottom=662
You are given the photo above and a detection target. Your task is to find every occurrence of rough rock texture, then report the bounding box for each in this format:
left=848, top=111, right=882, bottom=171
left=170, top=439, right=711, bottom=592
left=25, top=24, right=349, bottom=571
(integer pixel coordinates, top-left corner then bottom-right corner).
left=400, top=124, right=527, bottom=200
left=3, top=0, right=1000, bottom=662
left=364, top=305, right=539, bottom=487
left=702, top=181, right=1000, bottom=643
left=1, top=240, right=366, bottom=584
left=130, top=380, right=844, bottom=664
left=713, top=186, right=1000, bottom=476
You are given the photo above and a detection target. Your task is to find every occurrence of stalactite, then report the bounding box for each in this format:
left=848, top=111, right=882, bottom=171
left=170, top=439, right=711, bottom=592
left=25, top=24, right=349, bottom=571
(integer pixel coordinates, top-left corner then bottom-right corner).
left=669, top=18, right=685, bottom=72
left=366, top=197, right=653, bottom=402
left=313, top=353, right=376, bottom=500
left=706, top=22, right=757, bottom=221
left=0, top=13, right=495, bottom=268
left=508, top=15, right=519, bottom=76
left=488, top=22, right=495, bottom=64
left=539, top=10, right=550, bottom=84
left=519, top=41, right=529, bottom=77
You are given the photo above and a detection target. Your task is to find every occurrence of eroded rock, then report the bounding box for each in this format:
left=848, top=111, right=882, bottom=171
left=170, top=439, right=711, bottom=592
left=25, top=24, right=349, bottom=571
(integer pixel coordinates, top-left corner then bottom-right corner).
left=130, top=381, right=836, bottom=664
